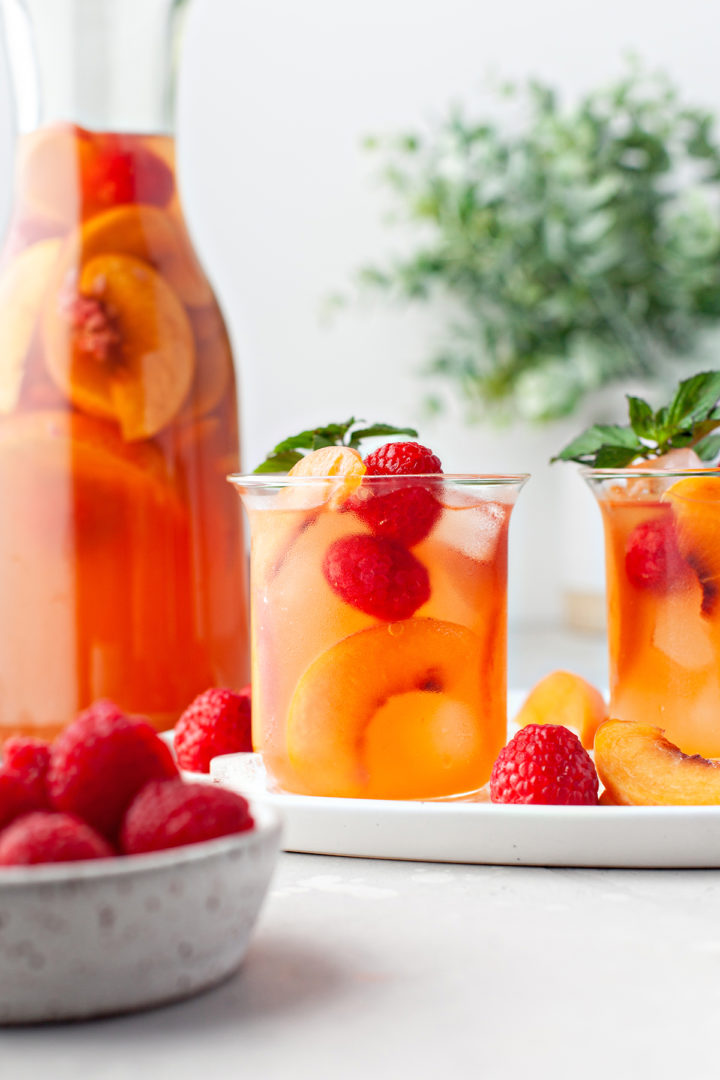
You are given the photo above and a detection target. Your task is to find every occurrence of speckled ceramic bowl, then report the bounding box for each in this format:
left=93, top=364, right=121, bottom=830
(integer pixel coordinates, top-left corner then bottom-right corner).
left=0, top=802, right=281, bottom=1024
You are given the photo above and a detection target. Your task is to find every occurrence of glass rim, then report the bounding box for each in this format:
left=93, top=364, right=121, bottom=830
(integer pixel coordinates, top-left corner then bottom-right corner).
left=580, top=466, right=720, bottom=480
left=227, top=471, right=530, bottom=489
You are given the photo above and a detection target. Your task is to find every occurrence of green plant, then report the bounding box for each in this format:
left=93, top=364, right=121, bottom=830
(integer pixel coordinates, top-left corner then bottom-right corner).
left=348, top=62, right=720, bottom=422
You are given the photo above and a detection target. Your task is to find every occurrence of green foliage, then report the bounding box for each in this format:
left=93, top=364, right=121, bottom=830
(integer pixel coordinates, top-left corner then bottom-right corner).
left=352, top=62, right=720, bottom=422
left=253, top=419, right=418, bottom=472
left=553, top=369, right=720, bottom=466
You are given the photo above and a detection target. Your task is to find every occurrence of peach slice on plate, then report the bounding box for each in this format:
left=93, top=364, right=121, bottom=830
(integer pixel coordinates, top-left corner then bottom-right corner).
left=0, top=238, right=62, bottom=413
left=286, top=617, right=488, bottom=798
left=594, top=719, right=720, bottom=805
left=664, top=476, right=720, bottom=615
left=43, top=253, right=195, bottom=440
left=77, top=204, right=212, bottom=308
left=514, top=670, right=608, bottom=749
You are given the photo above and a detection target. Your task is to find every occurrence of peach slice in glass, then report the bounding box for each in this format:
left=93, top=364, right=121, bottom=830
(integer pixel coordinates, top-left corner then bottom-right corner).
left=595, top=719, right=720, bottom=805
left=77, top=204, right=212, bottom=307
left=0, top=238, right=62, bottom=413
left=43, top=253, right=195, bottom=440
left=286, top=617, right=487, bottom=798
left=513, top=670, right=608, bottom=749
left=664, top=476, right=720, bottom=614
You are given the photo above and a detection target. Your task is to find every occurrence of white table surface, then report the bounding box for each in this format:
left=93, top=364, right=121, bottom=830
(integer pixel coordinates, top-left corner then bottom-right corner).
left=5, top=627, right=719, bottom=1080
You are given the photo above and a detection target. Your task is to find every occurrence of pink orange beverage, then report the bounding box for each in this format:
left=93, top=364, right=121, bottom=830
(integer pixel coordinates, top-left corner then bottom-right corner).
left=232, top=456, right=526, bottom=799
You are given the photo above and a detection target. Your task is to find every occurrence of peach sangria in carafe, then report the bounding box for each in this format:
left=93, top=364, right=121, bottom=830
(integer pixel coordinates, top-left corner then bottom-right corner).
left=0, top=0, right=249, bottom=739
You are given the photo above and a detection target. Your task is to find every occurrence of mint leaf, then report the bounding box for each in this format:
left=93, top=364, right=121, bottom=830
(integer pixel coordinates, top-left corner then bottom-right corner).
left=694, top=432, right=720, bottom=461
left=552, top=424, right=643, bottom=465
left=347, top=423, right=418, bottom=448
left=667, top=371, right=720, bottom=430
left=553, top=368, right=720, bottom=467
left=626, top=395, right=655, bottom=439
left=254, top=419, right=419, bottom=473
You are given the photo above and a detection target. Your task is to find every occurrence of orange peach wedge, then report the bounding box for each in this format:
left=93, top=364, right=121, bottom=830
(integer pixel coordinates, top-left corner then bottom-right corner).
left=514, top=670, right=608, bottom=749
left=664, top=476, right=720, bottom=615
left=287, top=618, right=488, bottom=798
left=594, top=719, right=720, bottom=805
left=43, top=253, right=194, bottom=440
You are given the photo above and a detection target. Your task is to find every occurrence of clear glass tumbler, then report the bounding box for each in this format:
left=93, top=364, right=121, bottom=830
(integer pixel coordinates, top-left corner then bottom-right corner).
left=585, top=467, right=720, bottom=757
left=230, top=468, right=527, bottom=799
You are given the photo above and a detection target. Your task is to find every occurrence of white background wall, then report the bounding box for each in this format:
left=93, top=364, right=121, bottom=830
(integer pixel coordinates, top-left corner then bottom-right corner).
left=0, top=0, right=718, bottom=624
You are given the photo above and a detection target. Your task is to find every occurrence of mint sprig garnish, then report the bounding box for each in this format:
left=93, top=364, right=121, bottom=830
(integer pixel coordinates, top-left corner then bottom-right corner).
left=552, top=371, right=720, bottom=467
left=253, top=419, right=418, bottom=473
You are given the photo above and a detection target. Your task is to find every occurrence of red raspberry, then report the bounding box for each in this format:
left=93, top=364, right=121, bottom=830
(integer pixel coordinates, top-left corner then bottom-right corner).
left=0, top=768, right=46, bottom=831
left=47, top=700, right=179, bottom=841
left=82, top=135, right=174, bottom=211
left=174, top=687, right=253, bottom=774
left=0, top=812, right=114, bottom=866
left=350, top=485, right=442, bottom=547
left=490, top=724, right=599, bottom=806
left=363, top=441, right=442, bottom=476
left=356, top=441, right=443, bottom=546
left=323, top=535, right=430, bottom=620
left=625, top=517, right=687, bottom=590
left=2, top=737, right=51, bottom=805
left=120, top=780, right=254, bottom=855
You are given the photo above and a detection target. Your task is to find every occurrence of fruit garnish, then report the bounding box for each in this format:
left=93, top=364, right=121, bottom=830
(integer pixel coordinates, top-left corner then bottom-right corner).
left=595, top=719, right=720, bottom=805
left=2, top=737, right=51, bottom=805
left=0, top=812, right=114, bottom=866
left=348, top=440, right=444, bottom=546
left=0, top=238, right=62, bottom=414
left=174, top=686, right=253, bottom=774
left=553, top=370, right=720, bottom=467
left=286, top=618, right=487, bottom=797
left=624, top=516, right=688, bottom=592
left=44, top=252, right=195, bottom=440
left=253, top=418, right=419, bottom=473
left=47, top=700, right=179, bottom=841
left=323, top=534, right=430, bottom=620
left=663, top=476, right=720, bottom=615
left=120, top=780, right=254, bottom=854
left=0, top=768, right=47, bottom=831
left=490, top=724, right=599, bottom=805
left=513, top=671, right=607, bottom=750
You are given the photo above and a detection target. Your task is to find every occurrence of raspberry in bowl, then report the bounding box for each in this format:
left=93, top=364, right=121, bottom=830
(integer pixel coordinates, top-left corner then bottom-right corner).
left=230, top=425, right=528, bottom=800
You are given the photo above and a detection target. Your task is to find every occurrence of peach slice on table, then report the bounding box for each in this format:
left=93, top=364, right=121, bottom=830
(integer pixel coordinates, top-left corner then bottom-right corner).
left=663, top=476, right=720, bottom=615
left=43, top=253, right=195, bottom=440
left=513, top=670, right=608, bottom=750
left=0, top=238, right=62, bottom=413
left=76, top=204, right=213, bottom=308
left=594, top=719, right=720, bottom=805
left=286, top=617, right=489, bottom=798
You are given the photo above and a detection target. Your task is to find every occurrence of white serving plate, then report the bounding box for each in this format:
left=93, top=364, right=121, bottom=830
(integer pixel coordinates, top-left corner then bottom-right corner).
left=208, top=754, right=720, bottom=868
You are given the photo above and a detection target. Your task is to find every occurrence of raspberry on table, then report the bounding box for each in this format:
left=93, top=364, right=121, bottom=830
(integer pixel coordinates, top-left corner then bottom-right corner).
left=47, top=700, right=179, bottom=841
left=323, top=534, right=430, bottom=620
left=625, top=517, right=686, bottom=591
left=0, top=768, right=47, bottom=831
left=2, top=736, right=51, bottom=805
left=363, top=441, right=442, bottom=476
left=0, top=812, right=114, bottom=866
left=490, top=724, right=599, bottom=806
left=120, top=780, right=254, bottom=855
left=174, top=687, right=253, bottom=774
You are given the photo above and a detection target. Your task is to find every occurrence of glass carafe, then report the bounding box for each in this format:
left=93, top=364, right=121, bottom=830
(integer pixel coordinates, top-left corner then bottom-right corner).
left=0, top=0, right=249, bottom=739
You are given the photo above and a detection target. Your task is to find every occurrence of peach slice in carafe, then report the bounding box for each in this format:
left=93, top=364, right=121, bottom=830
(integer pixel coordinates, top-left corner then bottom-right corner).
left=43, top=252, right=195, bottom=440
